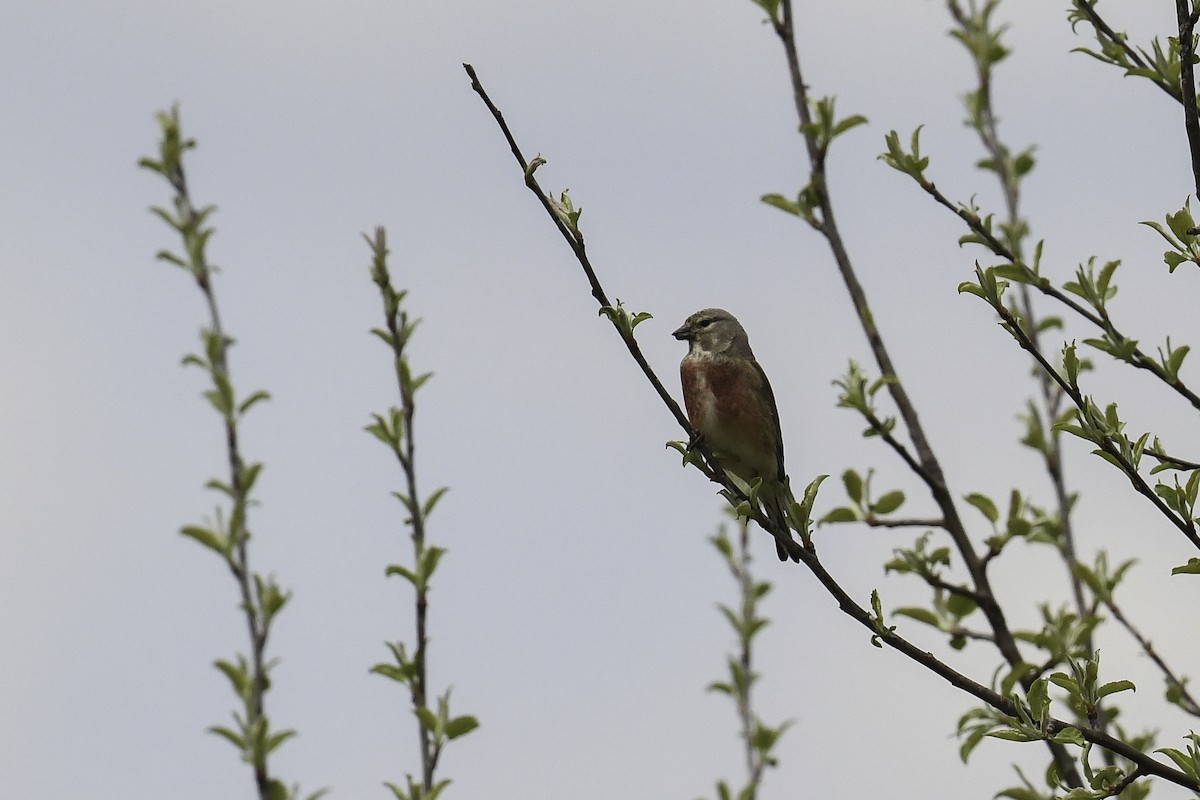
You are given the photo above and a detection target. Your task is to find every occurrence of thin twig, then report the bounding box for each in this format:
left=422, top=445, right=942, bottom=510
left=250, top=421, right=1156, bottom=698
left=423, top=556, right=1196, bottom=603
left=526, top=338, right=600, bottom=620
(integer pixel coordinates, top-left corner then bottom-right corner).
left=913, top=176, right=1200, bottom=412
left=865, top=516, right=947, bottom=530
left=1176, top=0, right=1200, bottom=197
left=465, top=66, right=795, bottom=521
left=925, top=576, right=990, bottom=605
left=791, top=539, right=1196, bottom=790
left=1072, top=0, right=1182, bottom=101
left=1105, top=598, right=1200, bottom=717
left=1146, top=447, right=1200, bottom=471
left=993, top=304, right=1200, bottom=550
left=150, top=113, right=276, bottom=799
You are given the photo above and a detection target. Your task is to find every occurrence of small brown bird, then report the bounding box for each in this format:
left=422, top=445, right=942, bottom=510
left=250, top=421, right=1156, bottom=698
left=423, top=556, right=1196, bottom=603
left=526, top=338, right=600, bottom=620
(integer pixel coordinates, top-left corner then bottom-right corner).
left=673, top=308, right=800, bottom=562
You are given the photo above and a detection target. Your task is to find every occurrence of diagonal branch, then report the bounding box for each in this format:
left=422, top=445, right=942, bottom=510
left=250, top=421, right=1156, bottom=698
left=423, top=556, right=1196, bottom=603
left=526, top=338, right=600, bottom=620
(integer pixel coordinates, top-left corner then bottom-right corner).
left=911, top=176, right=1200, bottom=412
left=464, top=64, right=691, bottom=437
left=1105, top=596, right=1200, bottom=717
left=1176, top=0, right=1200, bottom=197
left=761, top=4, right=1092, bottom=778
left=991, top=302, right=1200, bottom=550
left=1071, top=0, right=1182, bottom=102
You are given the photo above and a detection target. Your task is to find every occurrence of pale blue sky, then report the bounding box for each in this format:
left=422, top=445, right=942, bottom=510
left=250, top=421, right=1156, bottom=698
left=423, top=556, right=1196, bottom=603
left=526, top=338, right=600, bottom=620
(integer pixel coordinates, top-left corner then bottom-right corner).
left=4, top=1, right=1200, bottom=798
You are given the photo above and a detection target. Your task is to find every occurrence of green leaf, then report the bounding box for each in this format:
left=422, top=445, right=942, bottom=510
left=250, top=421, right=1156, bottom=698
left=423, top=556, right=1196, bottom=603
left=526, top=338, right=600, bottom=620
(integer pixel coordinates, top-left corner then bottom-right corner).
left=1155, top=746, right=1199, bottom=778
left=1097, top=680, right=1136, bottom=698
left=414, top=705, right=439, bottom=732
left=987, top=729, right=1038, bottom=742
left=832, top=114, right=869, bottom=138
left=386, top=564, right=419, bottom=585
left=445, top=715, right=480, bottom=739
left=208, top=724, right=248, bottom=750
left=180, top=524, right=228, bottom=554
left=994, top=789, right=1044, bottom=800
left=1171, top=558, right=1200, bottom=575
left=944, top=592, right=978, bottom=619
left=419, top=545, right=446, bottom=581
left=842, top=469, right=864, bottom=504
left=383, top=781, right=411, bottom=800
left=893, top=606, right=941, bottom=627
left=871, top=490, right=905, bottom=515
left=238, top=390, right=271, bottom=416
left=525, top=154, right=547, bottom=179
left=370, top=663, right=410, bottom=683
left=1051, top=726, right=1085, bottom=746
left=965, top=493, right=999, bottom=524
left=265, top=728, right=297, bottom=754
left=957, top=281, right=986, bottom=299
left=819, top=506, right=859, bottom=524
left=761, top=193, right=805, bottom=217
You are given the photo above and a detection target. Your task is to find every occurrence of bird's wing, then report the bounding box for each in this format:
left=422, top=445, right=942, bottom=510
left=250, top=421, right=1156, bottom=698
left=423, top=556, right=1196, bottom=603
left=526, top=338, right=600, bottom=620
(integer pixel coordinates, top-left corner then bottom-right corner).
left=751, top=358, right=786, bottom=482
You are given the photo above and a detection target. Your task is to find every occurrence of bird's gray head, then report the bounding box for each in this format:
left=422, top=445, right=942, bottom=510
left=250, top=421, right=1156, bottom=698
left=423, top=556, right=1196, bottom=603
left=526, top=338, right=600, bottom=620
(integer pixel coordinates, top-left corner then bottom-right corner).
left=672, top=308, right=754, bottom=358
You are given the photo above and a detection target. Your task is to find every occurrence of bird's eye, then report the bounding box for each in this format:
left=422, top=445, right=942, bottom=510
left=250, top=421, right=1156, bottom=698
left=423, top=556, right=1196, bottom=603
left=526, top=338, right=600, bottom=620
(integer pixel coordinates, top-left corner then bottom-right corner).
left=697, top=318, right=714, bottom=328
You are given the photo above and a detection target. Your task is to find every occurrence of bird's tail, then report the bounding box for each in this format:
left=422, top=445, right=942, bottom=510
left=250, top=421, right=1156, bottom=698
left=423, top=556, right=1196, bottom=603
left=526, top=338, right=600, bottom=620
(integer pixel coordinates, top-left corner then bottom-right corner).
left=762, top=480, right=802, bottom=563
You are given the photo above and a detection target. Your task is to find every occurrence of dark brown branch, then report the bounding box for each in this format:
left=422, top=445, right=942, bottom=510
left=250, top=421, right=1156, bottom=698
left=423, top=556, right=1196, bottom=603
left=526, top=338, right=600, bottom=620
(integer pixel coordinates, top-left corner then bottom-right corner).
left=1105, top=767, right=1147, bottom=798
left=1072, top=0, right=1182, bottom=102
left=770, top=0, right=992, bottom=589
left=1106, top=598, right=1200, bottom=717
left=1146, top=447, right=1200, bottom=471
left=925, top=575, right=990, bottom=605
left=865, top=516, right=947, bottom=530
left=993, top=304, right=1200, bottom=550
left=792, top=543, right=1196, bottom=790
left=463, top=63, right=769, bottom=540
left=912, top=177, right=1200, bottom=412
left=463, top=64, right=693, bottom=438
left=1177, top=0, right=1200, bottom=197
left=948, top=625, right=997, bottom=644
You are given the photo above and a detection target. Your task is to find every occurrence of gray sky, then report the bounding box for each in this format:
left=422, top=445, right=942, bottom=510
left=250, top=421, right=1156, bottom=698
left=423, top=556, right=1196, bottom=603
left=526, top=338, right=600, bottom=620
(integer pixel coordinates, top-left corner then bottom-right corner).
left=4, top=0, right=1200, bottom=797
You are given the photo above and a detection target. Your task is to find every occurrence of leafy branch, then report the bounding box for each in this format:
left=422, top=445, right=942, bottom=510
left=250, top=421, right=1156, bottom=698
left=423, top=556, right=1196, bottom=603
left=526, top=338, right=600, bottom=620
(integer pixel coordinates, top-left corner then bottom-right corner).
left=959, top=265, right=1200, bottom=553
left=140, top=105, right=319, bottom=800
left=365, top=228, right=478, bottom=800
left=704, top=519, right=791, bottom=800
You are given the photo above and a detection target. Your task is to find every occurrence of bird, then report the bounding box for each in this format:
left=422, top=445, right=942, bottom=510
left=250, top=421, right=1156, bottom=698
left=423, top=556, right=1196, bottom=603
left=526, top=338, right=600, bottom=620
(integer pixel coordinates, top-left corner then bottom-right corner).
left=673, top=308, right=801, bottom=562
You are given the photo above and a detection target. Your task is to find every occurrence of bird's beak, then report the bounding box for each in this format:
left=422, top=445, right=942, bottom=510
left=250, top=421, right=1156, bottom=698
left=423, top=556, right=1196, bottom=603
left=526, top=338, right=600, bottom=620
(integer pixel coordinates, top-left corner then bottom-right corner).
left=672, top=324, right=691, bottom=341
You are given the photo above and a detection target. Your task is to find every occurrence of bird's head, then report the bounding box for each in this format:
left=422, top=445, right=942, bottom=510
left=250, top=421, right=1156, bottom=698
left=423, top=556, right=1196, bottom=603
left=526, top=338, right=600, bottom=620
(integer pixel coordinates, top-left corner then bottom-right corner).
left=672, top=308, right=753, bottom=358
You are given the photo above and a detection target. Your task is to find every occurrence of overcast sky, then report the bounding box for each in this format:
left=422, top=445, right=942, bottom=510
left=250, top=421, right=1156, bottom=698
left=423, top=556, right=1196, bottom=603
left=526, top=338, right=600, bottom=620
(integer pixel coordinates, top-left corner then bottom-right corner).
left=4, top=0, right=1200, bottom=798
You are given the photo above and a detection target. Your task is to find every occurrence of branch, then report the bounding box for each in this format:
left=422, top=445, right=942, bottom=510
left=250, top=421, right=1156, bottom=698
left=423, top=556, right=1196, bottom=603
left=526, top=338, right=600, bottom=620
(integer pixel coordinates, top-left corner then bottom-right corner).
left=1105, top=597, right=1200, bottom=717
left=991, top=303, right=1200, bottom=550
left=141, top=105, right=296, bottom=800
left=947, top=0, right=1097, bottom=691
left=463, top=63, right=787, bottom=550
left=865, top=516, right=947, bottom=530
left=1071, top=0, right=1182, bottom=102
left=793, top=541, right=1196, bottom=790
left=1146, top=446, right=1200, bottom=471
left=765, top=0, right=1085, bottom=777
left=911, top=176, right=1200, bottom=412
left=463, top=66, right=691, bottom=431
left=1177, top=0, right=1200, bottom=197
